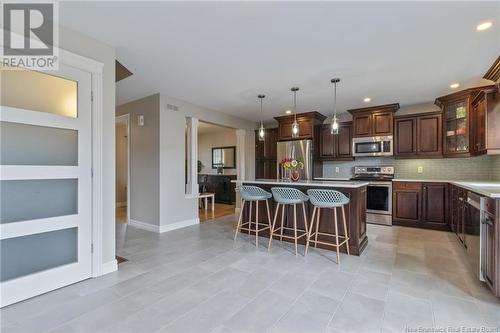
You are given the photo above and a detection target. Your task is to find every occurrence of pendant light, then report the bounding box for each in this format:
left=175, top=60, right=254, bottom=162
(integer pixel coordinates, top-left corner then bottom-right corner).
left=330, top=78, right=340, bottom=135
left=291, top=87, right=300, bottom=138
left=258, top=94, right=266, bottom=141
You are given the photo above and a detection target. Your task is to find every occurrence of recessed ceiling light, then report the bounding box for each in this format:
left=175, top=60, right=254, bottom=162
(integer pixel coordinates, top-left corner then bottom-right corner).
left=363, top=97, right=371, bottom=103
left=476, top=21, right=493, bottom=31
left=285, top=110, right=292, bottom=114
left=450, top=83, right=460, bottom=89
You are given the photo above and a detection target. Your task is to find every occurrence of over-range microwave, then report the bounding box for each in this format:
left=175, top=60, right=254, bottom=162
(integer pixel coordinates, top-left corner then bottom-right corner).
left=352, top=136, right=393, bottom=157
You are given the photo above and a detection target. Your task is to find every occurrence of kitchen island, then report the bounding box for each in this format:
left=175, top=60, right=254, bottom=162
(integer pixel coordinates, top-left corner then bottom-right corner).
left=232, top=179, right=369, bottom=255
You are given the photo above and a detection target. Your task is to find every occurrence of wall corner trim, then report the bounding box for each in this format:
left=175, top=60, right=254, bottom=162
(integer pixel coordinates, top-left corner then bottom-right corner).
left=129, top=219, right=160, bottom=233
left=129, top=218, right=200, bottom=234
left=159, top=218, right=199, bottom=233
left=101, top=259, right=118, bottom=275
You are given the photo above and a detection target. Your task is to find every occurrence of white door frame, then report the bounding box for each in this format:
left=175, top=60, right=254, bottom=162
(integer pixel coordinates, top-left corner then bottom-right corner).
left=59, top=48, right=107, bottom=278
left=0, top=41, right=107, bottom=294
left=115, top=114, right=130, bottom=223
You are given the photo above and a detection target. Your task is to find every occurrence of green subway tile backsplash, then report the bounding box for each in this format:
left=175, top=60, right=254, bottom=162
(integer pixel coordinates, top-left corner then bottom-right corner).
left=323, top=154, right=500, bottom=181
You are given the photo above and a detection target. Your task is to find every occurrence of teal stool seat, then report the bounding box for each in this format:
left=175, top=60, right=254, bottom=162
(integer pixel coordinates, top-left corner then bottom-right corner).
left=234, top=185, right=272, bottom=248
left=271, top=187, right=309, bottom=205
left=268, top=187, right=309, bottom=256
left=240, top=185, right=272, bottom=201
left=307, top=189, right=349, bottom=208
left=305, top=189, right=350, bottom=264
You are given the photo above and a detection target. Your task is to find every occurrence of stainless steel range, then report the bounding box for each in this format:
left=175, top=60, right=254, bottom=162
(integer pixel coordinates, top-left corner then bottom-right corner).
left=351, top=166, right=394, bottom=226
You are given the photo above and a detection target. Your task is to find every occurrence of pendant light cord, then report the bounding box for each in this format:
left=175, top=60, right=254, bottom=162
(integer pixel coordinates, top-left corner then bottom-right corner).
left=334, top=81, right=337, bottom=118
left=260, top=97, right=263, bottom=127
left=293, top=89, right=297, bottom=122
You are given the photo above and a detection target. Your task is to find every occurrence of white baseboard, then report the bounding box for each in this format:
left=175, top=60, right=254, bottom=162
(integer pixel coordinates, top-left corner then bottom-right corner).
left=129, top=219, right=160, bottom=233
left=129, top=218, right=199, bottom=233
left=101, top=259, right=118, bottom=275
left=116, top=202, right=127, bottom=208
left=159, top=218, right=199, bottom=233
left=234, top=207, right=241, bottom=213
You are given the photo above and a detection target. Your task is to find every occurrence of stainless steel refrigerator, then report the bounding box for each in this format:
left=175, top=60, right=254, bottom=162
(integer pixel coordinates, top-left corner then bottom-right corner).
left=276, top=140, right=313, bottom=180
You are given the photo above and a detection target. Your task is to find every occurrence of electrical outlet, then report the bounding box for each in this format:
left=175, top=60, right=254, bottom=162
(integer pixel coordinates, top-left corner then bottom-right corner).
left=417, top=166, right=423, bottom=173
left=335, top=167, right=340, bottom=173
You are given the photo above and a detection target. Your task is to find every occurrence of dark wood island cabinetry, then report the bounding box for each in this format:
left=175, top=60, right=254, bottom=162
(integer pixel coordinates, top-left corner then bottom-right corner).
left=235, top=180, right=368, bottom=256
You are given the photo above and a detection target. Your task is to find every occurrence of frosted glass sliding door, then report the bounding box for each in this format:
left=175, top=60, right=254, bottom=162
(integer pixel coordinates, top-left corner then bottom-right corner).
left=0, top=64, right=92, bottom=307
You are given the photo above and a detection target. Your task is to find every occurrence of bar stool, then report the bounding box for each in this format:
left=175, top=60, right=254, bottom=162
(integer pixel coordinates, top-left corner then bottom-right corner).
left=306, top=189, right=350, bottom=264
left=268, top=187, right=309, bottom=256
left=234, top=185, right=272, bottom=247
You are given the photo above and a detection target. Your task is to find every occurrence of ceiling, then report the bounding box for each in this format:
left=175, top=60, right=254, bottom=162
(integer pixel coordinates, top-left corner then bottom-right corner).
left=198, top=121, right=235, bottom=135
left=60, top=1, right=500, bottom=122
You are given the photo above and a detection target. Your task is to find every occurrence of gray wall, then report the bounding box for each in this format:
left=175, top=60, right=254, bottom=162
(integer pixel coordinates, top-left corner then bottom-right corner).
left=59, top=26, right=116, bottom=265
left=116, top=94, right=160, bottom=225
left=159, top=94, right=257, bottom=228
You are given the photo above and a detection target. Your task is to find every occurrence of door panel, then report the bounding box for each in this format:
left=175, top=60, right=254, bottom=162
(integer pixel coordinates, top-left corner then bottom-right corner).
left=0, top=122, right=79, bottom=166
left=373, top=112, right=393, bottom=136
left=0, top=64, right=92, bottom=307
left=422, top=183, right=447, bottom=227
left=395, top=118, right=416, bottom=156
left=353, top=114, right=371, bottom=137
left=336, top=123, right=352, bottom=158
left=418, top=114, right=442, bottom=156
left=393, top=190, right=420, bottom=221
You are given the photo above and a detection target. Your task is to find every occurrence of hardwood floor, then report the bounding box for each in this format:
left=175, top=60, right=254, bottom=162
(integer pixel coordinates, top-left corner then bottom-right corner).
left=199, top=203, right=236, bottom=222
left=116, top=206, right=127, bottom=224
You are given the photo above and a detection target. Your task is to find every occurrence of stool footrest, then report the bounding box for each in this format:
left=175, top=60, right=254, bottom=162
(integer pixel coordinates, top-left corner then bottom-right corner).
left=309, top=232, right=349, bottom=248
left=239, top=222, right=271, bottom=232
left=270, top=227, right=308, bottom=240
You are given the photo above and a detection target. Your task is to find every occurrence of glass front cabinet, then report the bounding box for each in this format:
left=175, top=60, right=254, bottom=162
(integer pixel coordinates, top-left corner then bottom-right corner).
left=435, top=87, right=491, bottom=157
left=444, top=98, right=469, bottom=154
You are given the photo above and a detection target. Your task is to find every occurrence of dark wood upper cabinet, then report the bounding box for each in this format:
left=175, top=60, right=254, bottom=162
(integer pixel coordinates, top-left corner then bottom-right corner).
left=274, top=112, right=326, bottom=141
left=394, top=112, right=442, bottom=158
left=352, top=113, right=372, bottom=137
left=319, top=125, right=335, bottom=158
left=336, top=122, right=353, bottom=159
left=394, top=117, right=416, bottom=157
left=348, top=103, right=399, bottom=137
left=471, top=85, right=500, bottom=155
left=418, top=113, right=442, bottom=156
left=435, top=85, right=495, bottom=157
left=373, top=112, right=393, bottom=136
left=255, top=128, right=278, bottom=179
left=318, top=122, right=353, bottom=160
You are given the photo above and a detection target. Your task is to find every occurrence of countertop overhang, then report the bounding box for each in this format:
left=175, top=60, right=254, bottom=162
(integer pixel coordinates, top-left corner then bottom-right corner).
left=232, top=179, right=369, bottom=188
left=392, top=179, right=500, bottom=198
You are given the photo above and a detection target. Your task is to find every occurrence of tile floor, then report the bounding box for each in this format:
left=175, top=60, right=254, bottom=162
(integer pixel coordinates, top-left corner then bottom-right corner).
left=1, top=214, right=499, bottom=333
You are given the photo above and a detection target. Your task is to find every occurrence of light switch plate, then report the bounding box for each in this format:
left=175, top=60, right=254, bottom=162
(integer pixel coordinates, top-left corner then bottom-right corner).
left=335, top=167, right=340, bottom=173
left=417, top=166, right=423, bottom=173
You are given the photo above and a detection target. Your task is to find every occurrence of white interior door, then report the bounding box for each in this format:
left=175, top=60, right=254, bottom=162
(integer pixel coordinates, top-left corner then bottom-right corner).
left=0, top=63, right=92, bottom=307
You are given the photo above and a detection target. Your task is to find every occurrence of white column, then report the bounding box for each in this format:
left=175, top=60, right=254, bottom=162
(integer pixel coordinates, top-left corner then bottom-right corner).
left=235, top=129, right=246, bottom=212
left=186, top=117, right=199, bottom=196
left=236, top=129, right=246, bottom=181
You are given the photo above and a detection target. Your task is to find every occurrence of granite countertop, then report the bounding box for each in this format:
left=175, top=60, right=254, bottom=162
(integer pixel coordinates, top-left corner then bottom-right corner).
left=393, top=179, right=500, bottom=198
left=232, top=179, right=369, bottom=188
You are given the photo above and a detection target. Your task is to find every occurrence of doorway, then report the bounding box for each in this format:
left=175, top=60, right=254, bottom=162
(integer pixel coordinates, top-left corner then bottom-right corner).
left=197, top=121, right=237, bottom=222
left=115, top=114, right=130, bottom=225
